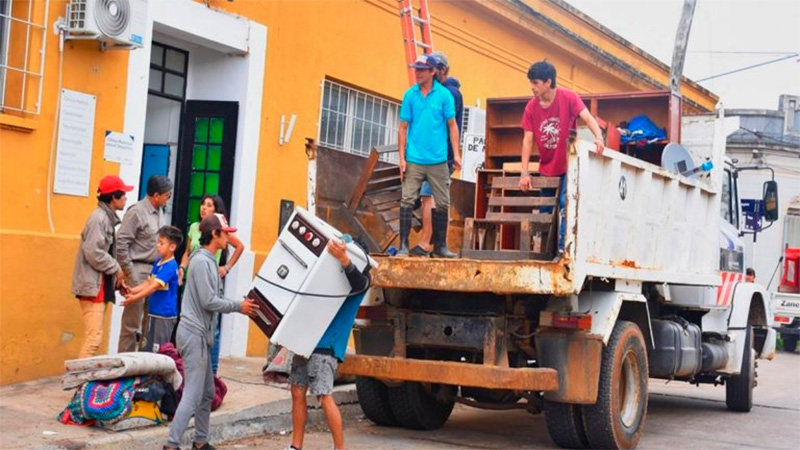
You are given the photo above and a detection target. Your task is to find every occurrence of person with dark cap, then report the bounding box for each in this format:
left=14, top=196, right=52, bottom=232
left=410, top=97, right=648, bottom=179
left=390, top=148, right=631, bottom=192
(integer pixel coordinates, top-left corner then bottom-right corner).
left=410, top=50, right=464, bottom=257
left=165, top=213, right=258, bottom=450
left=398, top=53, right=461, bottom=258
left=72, top=175, right=134, bottom=358
left=116, top=174, right=173, bottom=352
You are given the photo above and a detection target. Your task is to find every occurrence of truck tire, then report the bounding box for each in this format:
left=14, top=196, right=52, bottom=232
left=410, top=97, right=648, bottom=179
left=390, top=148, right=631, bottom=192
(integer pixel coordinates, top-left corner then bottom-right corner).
left=355, top=376, right=398, bottom=426
left=726, top=325, right=755, bottom=412
left=583, top=321, right=648, bottom=450
left=783, top=334, right=798, bottom=353
left=388, top=382, right=454, bottom=430
left=544, top=400, right=589, bottom=449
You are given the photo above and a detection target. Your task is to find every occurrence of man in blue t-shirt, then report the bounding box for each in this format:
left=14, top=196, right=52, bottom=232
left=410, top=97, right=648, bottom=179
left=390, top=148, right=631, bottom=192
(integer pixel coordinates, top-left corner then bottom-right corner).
left=398, top=54, right=462, bottom=258
left=122, top=226, right=183, bottom=352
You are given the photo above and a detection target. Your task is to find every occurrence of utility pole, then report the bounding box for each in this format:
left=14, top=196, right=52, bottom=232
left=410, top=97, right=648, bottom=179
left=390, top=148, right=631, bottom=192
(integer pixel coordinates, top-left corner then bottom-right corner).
left=669, top=0, right=698, bottom=96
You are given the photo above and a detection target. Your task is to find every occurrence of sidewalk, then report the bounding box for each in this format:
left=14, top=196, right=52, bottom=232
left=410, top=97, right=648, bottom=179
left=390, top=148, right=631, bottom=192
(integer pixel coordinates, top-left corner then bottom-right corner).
left=0, top=357, right=360, bottom=450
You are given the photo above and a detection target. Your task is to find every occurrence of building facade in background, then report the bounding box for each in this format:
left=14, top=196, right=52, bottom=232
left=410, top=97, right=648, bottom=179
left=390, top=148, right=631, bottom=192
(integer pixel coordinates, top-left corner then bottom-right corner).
left=0, top=0, right=717, bottom=384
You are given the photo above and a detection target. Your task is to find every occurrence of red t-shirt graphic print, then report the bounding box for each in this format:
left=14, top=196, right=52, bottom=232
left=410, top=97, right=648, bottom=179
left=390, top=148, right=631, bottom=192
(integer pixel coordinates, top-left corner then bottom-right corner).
left=520, top=88, right=586, bottom=176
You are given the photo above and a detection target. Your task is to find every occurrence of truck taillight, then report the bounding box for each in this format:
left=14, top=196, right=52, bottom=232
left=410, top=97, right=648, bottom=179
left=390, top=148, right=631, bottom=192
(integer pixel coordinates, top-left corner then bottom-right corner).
left=775, top=315, right=791, bottom=324
left=540, top=311, right=593, bottom=330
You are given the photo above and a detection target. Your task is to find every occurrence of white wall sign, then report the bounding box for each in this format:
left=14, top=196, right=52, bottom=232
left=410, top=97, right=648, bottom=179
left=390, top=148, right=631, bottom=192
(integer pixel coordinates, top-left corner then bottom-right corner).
left=460, top=133, right=485, bottom=183
left=104, top=131, right=136, bottom=166
left=54, top=89, right=97, bottom=196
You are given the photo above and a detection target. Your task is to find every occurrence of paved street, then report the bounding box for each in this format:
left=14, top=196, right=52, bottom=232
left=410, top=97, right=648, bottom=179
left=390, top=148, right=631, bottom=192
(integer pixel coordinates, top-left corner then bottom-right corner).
left=221, top=351, right=800, bottom=450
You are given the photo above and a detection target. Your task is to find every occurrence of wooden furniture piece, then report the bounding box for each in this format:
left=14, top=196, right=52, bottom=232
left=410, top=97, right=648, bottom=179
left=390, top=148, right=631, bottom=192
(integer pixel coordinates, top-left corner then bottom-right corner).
left=463, top=170, right=560, bottom=260
left=347, top=145, right=420, bottom=251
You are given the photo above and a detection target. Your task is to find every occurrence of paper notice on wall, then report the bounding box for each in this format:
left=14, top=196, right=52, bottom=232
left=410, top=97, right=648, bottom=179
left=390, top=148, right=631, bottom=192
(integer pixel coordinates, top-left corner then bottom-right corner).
left=54, top=89, right=97, bottom=197
left=104, top=131, right=136, bottom=166
left=459, top=133, right=485, bottom=183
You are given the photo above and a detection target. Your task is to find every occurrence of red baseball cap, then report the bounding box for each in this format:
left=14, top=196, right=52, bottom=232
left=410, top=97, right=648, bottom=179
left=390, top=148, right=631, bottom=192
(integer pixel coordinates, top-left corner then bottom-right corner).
left=199, top=213, right=237, bottom=233
left=97, top=175, right=134, bottom=195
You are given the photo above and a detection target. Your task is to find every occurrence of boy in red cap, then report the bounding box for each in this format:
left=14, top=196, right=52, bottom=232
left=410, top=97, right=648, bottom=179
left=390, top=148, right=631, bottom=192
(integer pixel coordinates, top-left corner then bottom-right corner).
left=72, top=175, right=134, bottom=359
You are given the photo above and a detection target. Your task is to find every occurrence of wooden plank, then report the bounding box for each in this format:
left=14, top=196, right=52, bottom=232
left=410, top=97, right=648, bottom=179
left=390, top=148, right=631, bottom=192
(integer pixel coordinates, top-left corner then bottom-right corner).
left=492, top=176, right=560, bottom=189
left=372, top=166, right=400, bottom=178
left=520, top=220, right=531, bottom=253
left=381, top=209, right=400, bottom=222
left=484, top=212, right=554, bottom=223
left=366, top=176, right=402, bottom=192
left=463, top=218, right=475, bottom=251
left=501, top=162, right=541, bottom=173
left=367, top=189, right=402, bottom=207
left=488, top=196, right=557, bottom=207
left=348, top=149, right=380, bottom=212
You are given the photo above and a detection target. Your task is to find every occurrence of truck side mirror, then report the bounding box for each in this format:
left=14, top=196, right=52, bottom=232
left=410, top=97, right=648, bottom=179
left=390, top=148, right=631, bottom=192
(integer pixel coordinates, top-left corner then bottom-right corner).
left=762, top=180, right=779, bottom=222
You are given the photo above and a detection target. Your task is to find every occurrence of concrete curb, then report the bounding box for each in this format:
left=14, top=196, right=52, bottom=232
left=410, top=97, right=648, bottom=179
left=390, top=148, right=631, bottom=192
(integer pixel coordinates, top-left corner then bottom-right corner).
left=39, top=389, right=360, bottom=450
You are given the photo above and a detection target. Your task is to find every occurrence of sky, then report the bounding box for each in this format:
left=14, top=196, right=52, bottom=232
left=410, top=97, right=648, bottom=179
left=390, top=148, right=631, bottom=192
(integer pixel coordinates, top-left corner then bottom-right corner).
left=563, top=0, right=800, bottom=110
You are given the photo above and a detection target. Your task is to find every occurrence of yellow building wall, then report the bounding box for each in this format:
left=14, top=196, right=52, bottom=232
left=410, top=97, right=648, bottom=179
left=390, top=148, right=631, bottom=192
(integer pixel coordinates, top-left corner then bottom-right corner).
left=0, top=0, right=132, bottom=384
left=0, top=0, right=717, bottom=384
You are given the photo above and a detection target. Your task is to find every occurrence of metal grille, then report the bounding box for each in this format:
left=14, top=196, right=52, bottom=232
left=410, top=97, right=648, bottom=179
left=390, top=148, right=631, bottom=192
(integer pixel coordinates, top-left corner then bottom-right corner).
left=68, top=0, right=86, bottom=30
left=0, top=0, right=50, bottom=115
left=318, top=79, right=400, bottom=163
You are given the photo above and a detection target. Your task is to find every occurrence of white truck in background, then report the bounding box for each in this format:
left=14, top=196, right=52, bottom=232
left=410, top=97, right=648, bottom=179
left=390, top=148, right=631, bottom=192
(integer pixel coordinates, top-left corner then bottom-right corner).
left=773, top=199, right=800, bottom=351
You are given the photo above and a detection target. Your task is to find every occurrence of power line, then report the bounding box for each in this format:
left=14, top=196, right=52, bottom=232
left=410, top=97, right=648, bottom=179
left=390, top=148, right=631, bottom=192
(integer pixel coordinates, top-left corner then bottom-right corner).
left=696, top=53, right=799, bottom=82
left=689, top=50, right=799, bottom=55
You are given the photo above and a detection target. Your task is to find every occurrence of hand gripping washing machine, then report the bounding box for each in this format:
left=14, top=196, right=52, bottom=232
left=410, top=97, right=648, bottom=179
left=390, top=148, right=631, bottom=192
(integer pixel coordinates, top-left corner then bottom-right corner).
left=247, top=207, right=376, bottom=357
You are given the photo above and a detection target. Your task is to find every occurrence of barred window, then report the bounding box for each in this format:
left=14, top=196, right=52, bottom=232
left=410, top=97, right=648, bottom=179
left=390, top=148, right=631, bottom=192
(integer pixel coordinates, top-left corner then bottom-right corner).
left=318, top=80, right=400, bottom=163
left=0, top=0, right=49, bottom=115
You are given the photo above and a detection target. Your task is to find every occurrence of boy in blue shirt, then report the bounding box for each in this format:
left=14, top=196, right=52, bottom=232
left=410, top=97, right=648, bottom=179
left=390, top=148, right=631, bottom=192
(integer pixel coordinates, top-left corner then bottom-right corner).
left=286, top=238, right=370, bottom=450
left=123, top=226, right=183, bottom=353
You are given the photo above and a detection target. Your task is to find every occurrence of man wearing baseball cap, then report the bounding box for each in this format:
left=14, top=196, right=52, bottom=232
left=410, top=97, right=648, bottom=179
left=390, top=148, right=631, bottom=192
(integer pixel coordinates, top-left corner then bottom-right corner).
left=397, top=53, right=462, bottom=258
left=411, top=50, right=465, bottom=258
left=166, top=212, right=258, bottom=450
left=72, top=175, right=134, bottom=359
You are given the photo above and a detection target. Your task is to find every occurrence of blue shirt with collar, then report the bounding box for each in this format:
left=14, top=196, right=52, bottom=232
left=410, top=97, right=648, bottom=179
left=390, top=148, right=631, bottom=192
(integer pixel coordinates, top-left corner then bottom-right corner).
left=399, top=80, right=455, bottom=166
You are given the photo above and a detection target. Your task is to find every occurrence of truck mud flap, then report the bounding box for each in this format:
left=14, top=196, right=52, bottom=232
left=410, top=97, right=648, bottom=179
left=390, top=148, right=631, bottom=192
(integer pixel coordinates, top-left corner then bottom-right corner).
left=535, top=329, right=603, bottom=404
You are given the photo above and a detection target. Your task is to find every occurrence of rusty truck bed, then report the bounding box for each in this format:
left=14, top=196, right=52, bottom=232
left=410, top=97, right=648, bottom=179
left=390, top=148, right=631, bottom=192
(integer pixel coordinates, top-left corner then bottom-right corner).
left=370, top=255, right=574, bottom=296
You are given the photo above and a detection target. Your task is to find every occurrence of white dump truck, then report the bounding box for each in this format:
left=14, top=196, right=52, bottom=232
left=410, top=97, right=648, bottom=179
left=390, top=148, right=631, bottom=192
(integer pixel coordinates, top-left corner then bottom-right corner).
left=335, top=93, right=779, bottom=449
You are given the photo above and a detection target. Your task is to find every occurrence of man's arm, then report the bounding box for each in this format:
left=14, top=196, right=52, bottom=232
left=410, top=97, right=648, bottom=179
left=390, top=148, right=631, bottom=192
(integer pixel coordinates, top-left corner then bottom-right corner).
left=447, top=118, right=461, bottom=171
left=398, top=121, right=409, bottom=181
left=327, top=239, right=369, bottom=293
left=579, top=109, right=605, bottom=155
left=189, top=259, right=257, bottom=315
left=519, top=131, right=535, bottom=191
left=115, top=209, right=138, bottom=278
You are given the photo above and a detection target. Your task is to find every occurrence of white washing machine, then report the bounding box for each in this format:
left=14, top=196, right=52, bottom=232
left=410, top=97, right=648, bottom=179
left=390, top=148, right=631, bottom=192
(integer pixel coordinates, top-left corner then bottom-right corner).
left=247, top=207, right=376, bottom=357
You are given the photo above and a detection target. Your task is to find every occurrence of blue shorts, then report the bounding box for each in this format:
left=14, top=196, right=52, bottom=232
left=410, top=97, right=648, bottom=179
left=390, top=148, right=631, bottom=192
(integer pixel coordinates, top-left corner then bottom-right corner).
left=420, top=180, right=432, bottom=197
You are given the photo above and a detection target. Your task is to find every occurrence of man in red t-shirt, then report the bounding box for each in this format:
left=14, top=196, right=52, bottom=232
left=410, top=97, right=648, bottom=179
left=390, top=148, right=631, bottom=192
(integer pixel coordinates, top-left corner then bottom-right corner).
left=519, top=61, right=605, bottom=252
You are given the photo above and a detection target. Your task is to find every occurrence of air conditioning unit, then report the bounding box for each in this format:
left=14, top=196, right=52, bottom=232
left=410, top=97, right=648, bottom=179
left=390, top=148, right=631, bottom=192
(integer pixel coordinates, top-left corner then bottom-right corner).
left=460, top=106, right=486, bottom=148
left=66, top=0, right=147, bottom=49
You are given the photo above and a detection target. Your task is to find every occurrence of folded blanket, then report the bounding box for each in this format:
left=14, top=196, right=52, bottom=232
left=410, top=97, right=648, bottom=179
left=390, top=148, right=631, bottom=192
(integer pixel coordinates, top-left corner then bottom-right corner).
left=62, top=352, right=182, bottom=390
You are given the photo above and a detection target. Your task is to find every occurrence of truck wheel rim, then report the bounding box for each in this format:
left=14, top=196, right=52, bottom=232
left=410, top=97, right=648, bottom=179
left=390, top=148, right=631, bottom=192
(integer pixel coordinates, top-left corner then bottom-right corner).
left=619, top=348, right=641, bottom=428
